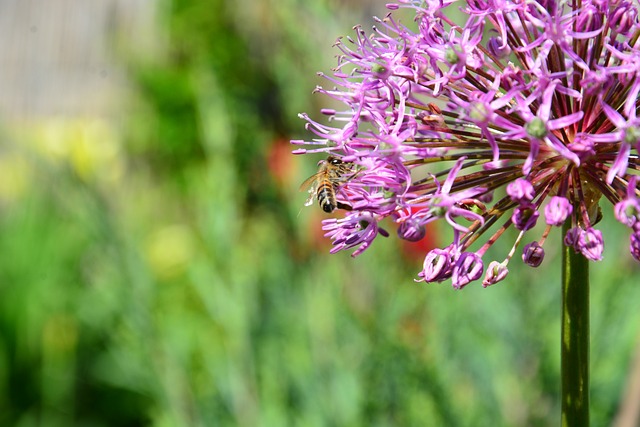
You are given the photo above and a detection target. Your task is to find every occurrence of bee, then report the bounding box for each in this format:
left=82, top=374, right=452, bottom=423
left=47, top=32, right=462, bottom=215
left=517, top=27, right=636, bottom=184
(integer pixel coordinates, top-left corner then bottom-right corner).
left=300, top=156, right=356, bottom=213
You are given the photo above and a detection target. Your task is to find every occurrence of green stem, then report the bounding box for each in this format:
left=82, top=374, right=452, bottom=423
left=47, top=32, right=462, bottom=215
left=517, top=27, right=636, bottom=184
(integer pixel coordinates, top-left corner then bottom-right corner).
left=561, top=221, right=590, bottom=427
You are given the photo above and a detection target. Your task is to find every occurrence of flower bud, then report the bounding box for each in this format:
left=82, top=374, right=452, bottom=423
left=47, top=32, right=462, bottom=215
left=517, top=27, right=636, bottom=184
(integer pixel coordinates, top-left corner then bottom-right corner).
left=507, top=178, right=535, bottom=202
left=452, top=252, right=484, bottom=289
left=466, top=0, right=489, bottom=11
left=630, top=231, right=640, bottom=262
left=512, top=203, right=540, bottom=231
left=482, top=261, right=509, bottom=287
left=371, top=59, right=393, bottom=80
left=525, top=117, right=548, bottom=139
left=488, top=37, right=512, bottom=59
left=522, top=241, right=545, bottom=267
left=420, top=248, right=454, bottom=282
left=576, top=4, right=603, bottom=33
left=544, top=196, right=573, bottom=226
left=615, top=199, right=640, bottom=227
left=564, top=227, right=582, bottom=252
left=567, top=133, right=596, bottom=159
left=538, top=0, right=557, bottom=13
left=610, top=1, right=638, bottom=35
left=445, top=47, right=460, bottom=65
left=397, top=218, right=426, bottom=242
left=578, top=227, right=604, bottom=261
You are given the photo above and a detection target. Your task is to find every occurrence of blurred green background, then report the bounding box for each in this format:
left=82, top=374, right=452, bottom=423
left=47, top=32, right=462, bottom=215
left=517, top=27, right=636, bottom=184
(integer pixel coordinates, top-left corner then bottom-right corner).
left=1, top=1, right=640, bottom=426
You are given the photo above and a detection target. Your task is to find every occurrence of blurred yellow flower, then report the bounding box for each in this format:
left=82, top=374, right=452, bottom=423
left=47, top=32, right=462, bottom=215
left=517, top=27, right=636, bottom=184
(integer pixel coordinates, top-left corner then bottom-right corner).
left=0, top=153, right=31, bottom=204
left=145, top=224, right=196, bottom=279
left=11, top=117, right=124, bottom=184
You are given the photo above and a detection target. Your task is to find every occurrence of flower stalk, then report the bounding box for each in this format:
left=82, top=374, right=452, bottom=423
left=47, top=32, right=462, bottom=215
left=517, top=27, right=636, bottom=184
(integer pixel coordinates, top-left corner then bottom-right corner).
left=562, top=220, right=590, bottom=427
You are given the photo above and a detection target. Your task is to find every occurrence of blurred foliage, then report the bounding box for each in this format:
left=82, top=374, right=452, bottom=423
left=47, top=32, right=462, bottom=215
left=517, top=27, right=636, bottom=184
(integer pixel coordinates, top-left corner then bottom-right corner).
left=1, top=1, right=640, bottom=426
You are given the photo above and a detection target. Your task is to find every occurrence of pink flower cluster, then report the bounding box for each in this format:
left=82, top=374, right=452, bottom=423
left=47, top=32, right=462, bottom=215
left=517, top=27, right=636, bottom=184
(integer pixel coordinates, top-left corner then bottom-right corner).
left=293, top=0, right=640, bottom=288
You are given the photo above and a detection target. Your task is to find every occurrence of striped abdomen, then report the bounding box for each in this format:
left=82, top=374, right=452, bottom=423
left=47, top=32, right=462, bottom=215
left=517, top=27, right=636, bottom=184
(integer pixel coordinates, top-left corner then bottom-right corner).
left=317, top=181, right=337, bottom=213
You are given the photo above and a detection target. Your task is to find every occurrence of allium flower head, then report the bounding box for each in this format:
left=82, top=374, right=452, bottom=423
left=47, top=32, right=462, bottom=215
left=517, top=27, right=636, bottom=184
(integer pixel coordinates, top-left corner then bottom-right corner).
left=293, top=0, right=640, bottom=288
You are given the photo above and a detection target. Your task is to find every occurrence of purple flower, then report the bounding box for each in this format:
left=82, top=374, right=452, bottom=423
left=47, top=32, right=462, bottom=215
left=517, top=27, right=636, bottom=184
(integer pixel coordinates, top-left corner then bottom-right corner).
left=418, top=247, right=456, bottom=283
left=507, top=179, right=535, bottom=203
left=564, top=227, right=582, bottom=249
left=295, top=0, right=640, bottom=287
left=451, top=252, right=484, bottom=289
left=610, top=1, right=638, bottom=35
left=578, top=228, right=604, bottom=261
left=631, top=231, right=640, bottom=262
left=512, top=204, right=540, bottom=231
left=545, top=196, right=573, bottom=226
left=522, top=242, right=545, bottom=267
left=615, top=176, right=640, bottom=227
left=323, top=212, right=389, bottom=257
left=615, top=198, right=640, bottom=228
left=483, top=261, right=509, bottom=287
left=487, top=36, right=512, bottom=59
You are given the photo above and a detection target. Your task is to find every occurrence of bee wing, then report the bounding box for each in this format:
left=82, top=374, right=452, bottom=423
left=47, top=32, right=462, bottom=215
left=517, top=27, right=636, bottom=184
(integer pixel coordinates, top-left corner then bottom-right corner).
left=304, top=191, right=316, bottom=207
left=299, top=173, right=321, bottom=192
left=299, top=173, right=319, bottom=207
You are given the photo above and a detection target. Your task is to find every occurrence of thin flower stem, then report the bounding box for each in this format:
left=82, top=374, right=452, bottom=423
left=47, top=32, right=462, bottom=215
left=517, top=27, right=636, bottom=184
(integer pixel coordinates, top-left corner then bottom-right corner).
left=562, top=220, right=590, bottom=427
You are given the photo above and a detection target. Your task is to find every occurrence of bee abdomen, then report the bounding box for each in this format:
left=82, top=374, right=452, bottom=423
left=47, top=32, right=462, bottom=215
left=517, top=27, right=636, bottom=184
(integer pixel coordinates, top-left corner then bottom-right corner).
left=317, top=183, right=336, bottom=213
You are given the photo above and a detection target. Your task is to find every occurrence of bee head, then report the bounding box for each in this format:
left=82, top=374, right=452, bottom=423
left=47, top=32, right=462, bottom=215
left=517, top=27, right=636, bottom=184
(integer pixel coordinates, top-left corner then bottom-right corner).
left=329, top=157, right=343, bottom=165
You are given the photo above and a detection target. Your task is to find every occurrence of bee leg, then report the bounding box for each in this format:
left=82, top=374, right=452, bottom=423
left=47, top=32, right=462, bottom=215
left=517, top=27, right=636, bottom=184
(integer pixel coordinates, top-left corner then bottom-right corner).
left=336, top=202, right=353, bottom=211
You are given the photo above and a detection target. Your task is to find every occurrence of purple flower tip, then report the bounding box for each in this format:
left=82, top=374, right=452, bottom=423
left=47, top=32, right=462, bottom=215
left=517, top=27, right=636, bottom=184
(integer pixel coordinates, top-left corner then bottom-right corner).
left=615, top=178, right=640, bottom=228
left=487, top=37, right=511, bottom=59
left=544, top=196, right=573, bottom=227
left=419, top=247, right=454, bottom=283
left=615, top=199, right=640, bottom=227
left=631, top=231, right=640, bottom=262
left=512, top=203, right=540, bottom=231
left=506, top=178, right=535, bottom=203
left=564, top=227, right=582, bottom=249
left=522, top=242, right=545, bottom=267
left=610, top=1, right=638, bottom=35
left=323, top=212, right=385, bottom=257
left=451, top=252, right=484, bottom=289
left=578, top=228, right=604, bottom=261
left=397, top=218, right=426, bottom=242
left=576, top=4, right=603, bottom=33
left=482, top=261, right=509, bottom=287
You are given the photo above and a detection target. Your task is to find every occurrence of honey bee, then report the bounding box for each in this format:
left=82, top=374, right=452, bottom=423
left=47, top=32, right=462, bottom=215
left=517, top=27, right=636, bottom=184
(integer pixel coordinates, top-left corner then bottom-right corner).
left=300, top=156, right=356, bottom=213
